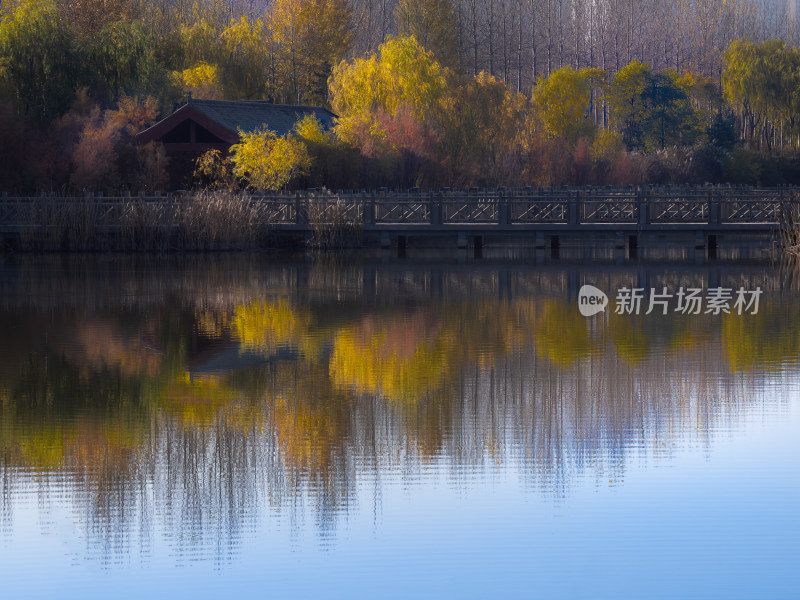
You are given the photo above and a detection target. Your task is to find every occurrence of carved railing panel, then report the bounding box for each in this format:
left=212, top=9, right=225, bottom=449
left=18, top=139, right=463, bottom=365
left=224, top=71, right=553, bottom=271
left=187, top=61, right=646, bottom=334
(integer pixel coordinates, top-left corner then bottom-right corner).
left=648, top=198, right=708, bottom=223
left=375, top=194, right=430, bottom=223
left=253, top=193, right=297, bottom=225
left=720, top=198, right=781, bottom=223
left=442, top=191, right=500, bottom=224
left=581, top=192, right=638, bottom=223
left=509, top=198, right=568, bottom=223
left=444, top=200, right=498, bottom=223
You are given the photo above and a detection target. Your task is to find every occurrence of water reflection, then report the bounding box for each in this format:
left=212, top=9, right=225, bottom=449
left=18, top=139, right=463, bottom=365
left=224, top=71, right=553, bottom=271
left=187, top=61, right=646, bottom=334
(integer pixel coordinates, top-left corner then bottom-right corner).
left=0, top=256, right=797, bottom=563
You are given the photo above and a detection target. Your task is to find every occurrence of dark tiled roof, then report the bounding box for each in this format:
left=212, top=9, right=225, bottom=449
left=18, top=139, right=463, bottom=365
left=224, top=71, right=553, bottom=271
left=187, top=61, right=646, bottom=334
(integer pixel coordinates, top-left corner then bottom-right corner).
left=187, top=99, right=336, bottom=136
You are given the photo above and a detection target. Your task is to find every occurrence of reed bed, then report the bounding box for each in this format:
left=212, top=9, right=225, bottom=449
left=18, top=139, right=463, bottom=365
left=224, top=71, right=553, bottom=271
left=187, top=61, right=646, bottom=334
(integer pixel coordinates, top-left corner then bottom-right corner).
left=17, top=196, right=102, bottom=251
left=174, top=190, right=272, bottom=250
left=306, top=192, right=363, bottom=249
left=780, top=196, right=800, bottom=258
left=10, top=191, right=276, bottom=252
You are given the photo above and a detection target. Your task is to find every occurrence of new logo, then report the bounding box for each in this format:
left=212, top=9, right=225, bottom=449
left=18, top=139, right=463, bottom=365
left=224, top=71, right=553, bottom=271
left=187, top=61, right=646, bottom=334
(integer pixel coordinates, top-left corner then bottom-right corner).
left=578, top=285, right=608, bottom=317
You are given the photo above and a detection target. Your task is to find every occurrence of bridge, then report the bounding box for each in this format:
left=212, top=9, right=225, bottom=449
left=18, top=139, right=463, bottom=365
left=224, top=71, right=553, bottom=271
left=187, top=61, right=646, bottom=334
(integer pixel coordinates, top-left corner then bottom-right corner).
left=1, top=185, right=797, bottom=253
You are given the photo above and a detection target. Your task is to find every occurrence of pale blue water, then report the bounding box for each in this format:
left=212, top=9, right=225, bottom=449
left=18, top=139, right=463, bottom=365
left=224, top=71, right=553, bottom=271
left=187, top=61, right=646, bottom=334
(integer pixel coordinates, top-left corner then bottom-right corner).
left=0, top=256, right=798, bottom=599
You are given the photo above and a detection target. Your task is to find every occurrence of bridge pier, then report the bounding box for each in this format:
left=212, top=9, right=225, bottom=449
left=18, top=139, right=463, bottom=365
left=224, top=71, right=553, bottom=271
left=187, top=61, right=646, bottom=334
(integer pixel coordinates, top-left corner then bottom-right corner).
left=694, top=231, right=718, bottom=261
left=614, top=232, right=626, bottom=263
left=707, top=234, right=717, bottom=259
left=694, top=231, right=705, bottom=251
left=628, top=234, right=638, bottom=259
left=550, top=235, right=560, bottom=259
left=567, top=269, right=579, bottom=301
left=455, top=232, right=483, bottom=258
left=397, top=234, right=407, bottom=258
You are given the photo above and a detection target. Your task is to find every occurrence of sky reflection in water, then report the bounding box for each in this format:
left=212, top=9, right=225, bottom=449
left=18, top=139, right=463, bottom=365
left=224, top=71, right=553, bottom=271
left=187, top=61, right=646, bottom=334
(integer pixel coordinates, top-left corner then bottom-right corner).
left=0, top=256, right=798, bottom=599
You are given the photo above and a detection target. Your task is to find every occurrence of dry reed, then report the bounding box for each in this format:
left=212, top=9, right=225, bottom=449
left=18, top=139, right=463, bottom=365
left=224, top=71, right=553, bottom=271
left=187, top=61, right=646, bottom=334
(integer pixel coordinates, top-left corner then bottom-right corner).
left=11, top=191, right=276, bottom=252
left=779, top=196, right=800, bottom=258
left=306, top=191, right=363, bottom=249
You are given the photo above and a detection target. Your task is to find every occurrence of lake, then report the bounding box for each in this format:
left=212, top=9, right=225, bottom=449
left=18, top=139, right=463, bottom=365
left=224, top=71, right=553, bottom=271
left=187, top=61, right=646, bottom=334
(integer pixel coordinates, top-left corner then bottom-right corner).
left=1, top=254, right=799, bottom=599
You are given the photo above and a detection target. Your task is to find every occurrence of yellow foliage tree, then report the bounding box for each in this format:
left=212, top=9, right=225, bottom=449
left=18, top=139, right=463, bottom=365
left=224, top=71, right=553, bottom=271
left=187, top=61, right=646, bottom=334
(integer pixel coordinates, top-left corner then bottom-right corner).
left=293, top=113, right=354, bottom=187
left=173, top=61, right=222, bottom=98
left=178, top=15, right=268, bottom=100
left=230, top=128, right=312, bottom=189
left=266, top=0, right=352, bottom=104
left=533, top=66, right=603, bottom=146
left=219, top=15, right=268, bottom=99
left=329, top=35, right=449, bottom=151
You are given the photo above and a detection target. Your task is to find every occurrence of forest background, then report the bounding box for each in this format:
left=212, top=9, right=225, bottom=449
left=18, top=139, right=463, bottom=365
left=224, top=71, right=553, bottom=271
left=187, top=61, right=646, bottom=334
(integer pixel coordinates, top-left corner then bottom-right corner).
left=2, top=0, right=800, bottom=192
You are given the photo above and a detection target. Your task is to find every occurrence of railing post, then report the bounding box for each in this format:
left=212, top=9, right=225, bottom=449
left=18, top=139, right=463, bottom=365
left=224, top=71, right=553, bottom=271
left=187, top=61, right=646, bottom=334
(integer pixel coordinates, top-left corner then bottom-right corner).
left=638, top=187, right=648, bottom=226
left=708, top=188, right=719, bottom=227
left=498, top=187, right=509, bottom=226
left=569, top=190, right=579, bottom=226
left=363, top=190, right=374, bottom=225
left=432, top=189, right=443, bottom=226
left=295, top=191, right=307, bottom=226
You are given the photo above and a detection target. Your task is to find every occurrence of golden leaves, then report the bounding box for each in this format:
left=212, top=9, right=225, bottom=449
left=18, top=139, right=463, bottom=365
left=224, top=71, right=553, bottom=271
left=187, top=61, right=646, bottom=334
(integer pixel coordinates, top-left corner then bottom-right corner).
left=229, top=128, right=312, bottom=189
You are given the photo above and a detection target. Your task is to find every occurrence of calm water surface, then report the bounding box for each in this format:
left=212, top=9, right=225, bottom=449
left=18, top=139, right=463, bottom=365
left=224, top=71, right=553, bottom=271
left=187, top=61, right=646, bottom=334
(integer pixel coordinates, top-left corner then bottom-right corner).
left=0, top=255, right=799, bottom=599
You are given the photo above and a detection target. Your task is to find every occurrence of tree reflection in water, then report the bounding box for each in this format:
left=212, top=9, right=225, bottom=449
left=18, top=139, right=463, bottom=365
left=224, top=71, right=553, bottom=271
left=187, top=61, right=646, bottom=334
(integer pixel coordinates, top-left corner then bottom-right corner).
left=0, top=256, right=796, bottom=560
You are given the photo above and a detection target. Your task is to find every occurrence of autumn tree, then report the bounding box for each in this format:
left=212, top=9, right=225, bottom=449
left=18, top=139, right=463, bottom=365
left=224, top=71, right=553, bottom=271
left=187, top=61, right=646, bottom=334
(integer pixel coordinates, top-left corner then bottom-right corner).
left=329, top=35, right=448, bottom=148
left=84, top=19, right=173, bottom=104
left=607, top=60, right=653, bottom=149
left=54, top=0, right=142, bottom=37
left=219, top=16, right=269, bottom=99
left=439, top=71, right=528, bottom=184
left=394, top=0, right=461, bottom=72
left=267, top=0, right=353, bottom=104
left=723, top=39, right=800, bottom=148
left=608, top=61, right=707, bottom=151
left=70, top=96, right=162, bottom=191
left=293, top=114, right=358, bottom=189
left=0, top=0, right=79, bottom=122
left=175, top=15, right=269, bottom=100
left=174, top=61, right=223, bottom=99
left=533, top=66, right=604, bottom=146
left=0, top=100, right=25, bottom=190
left=328, top=35, right=450, bottom=185
left=230, top=128, right=312, bottom=189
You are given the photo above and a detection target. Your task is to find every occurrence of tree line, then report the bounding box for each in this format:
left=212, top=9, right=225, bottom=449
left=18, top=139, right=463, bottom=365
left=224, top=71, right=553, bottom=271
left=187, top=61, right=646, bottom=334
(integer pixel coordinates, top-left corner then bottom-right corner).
left=2, top=0, right=800, bottom=192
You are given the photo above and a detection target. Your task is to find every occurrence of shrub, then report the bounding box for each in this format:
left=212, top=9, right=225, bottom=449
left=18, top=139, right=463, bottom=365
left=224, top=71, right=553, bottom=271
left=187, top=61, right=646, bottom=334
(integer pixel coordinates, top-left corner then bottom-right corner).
left=230, top=128, right=312, bottom=190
